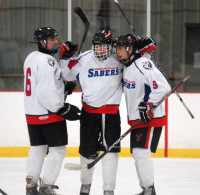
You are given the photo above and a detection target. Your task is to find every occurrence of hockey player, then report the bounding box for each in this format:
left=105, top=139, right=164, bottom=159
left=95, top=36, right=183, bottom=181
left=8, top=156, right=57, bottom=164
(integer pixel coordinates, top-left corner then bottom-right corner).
left=59, top=29, right=122, bottom=195
left=114, top=34, right=171, bottom=195
left=59, top=29, right=157, bottom=195
left=24, top=26, right=80, bottom=195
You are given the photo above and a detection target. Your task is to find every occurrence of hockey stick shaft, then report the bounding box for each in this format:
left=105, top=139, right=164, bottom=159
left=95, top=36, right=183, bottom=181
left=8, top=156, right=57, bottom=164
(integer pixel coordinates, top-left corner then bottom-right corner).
left=0, top=189, right=8, bottom=195
left=74, top=7, right=90, bottom=55
left=114, top=0, right=140, bottom=39
left=157, top=65, right=194, bottom=119
left=174, top=91, right=194, bottom=118
left=64, top=75, right=190, bottom=170
left=114, top=0, right=194, bottom=119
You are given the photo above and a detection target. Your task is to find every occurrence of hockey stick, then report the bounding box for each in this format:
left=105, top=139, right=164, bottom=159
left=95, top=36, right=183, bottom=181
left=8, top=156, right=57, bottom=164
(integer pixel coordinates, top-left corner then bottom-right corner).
left=114, top=0, right=140, bottom=39
left=113, top=0, right=194, bottom=119
left=156, top=66, right=194, bottom=119
left=64, top=75, right=190, bottom=170
left=74, top=7, right=90, bottom=55
left=0, top=189, right=8, bottom=195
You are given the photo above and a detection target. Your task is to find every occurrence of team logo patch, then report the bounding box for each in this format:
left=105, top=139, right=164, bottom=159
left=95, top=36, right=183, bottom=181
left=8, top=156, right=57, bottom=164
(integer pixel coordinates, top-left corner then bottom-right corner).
left=47, top=58, right=55, bottom=67
left=123, top=78, right=136, bottom=89
left=136, top=134, right=143, bottom=142
left=39, top=115, right=49, bottom=120
left=88, top=67, right=119, bottom=77
left=143, top=61, right=152, bottom=70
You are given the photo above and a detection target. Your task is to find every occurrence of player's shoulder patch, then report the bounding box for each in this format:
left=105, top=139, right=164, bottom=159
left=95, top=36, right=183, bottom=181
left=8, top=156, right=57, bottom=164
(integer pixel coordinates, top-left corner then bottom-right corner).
left=142, top=61, right=153, bottom=70
left=47, top=58, right=55, bottom=67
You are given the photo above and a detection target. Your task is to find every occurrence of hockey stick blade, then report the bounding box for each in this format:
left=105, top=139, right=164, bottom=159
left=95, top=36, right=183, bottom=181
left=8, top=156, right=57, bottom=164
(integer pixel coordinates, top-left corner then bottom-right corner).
left=74, top=7, right=89, bottom=24
left=74, top=7, right=90, bottom=55
left=64, top=75, right=190, bottom=171
left=64, top=163, right=87, bottom=170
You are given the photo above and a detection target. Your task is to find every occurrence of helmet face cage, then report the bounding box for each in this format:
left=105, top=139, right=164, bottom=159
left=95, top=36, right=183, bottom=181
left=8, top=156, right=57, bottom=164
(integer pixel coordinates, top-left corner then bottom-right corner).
left=92, top=29, right=113, bottom=61
left=92, top=44, right=112, bottom=61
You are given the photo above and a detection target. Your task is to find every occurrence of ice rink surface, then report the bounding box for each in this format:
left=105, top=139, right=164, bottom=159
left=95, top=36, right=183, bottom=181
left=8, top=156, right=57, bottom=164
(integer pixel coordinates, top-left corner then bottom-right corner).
left=0, top=157, right=200, bottom=195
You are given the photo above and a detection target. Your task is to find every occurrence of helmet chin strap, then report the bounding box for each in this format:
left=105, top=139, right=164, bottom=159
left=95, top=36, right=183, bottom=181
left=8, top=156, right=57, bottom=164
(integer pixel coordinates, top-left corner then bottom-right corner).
left=39, top=39, right=58, bottom=56
left=120, top=46, right=134, bottom=67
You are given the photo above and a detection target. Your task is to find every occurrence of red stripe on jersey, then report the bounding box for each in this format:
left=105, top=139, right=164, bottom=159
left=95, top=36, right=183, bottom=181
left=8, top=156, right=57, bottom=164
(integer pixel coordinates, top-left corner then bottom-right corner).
left=68, top=60, right=78, bottom=70
left=145, top=126, right=152, bottom=149
left=128, top=116, right=167, bottom=129
left=26, top=114, right=65, bottom=125
left=82, top=101, right=119, bottom=114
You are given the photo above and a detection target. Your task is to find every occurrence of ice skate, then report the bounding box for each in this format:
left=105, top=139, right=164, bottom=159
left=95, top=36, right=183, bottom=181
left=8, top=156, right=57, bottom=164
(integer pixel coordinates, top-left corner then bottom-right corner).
left=39, top=178, right=60, bottom=195
left=104, top=190, right=114, bottom=195
left=135, top=185, right=156, bottom=195
left=26, top=176, right=39, bottom=195
left=80, top=183, right=91, bottom=195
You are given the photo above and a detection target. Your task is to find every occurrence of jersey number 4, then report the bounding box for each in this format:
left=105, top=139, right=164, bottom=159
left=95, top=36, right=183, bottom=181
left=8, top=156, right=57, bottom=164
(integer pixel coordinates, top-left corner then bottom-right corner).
left=25, top=68, right=31, bottom=96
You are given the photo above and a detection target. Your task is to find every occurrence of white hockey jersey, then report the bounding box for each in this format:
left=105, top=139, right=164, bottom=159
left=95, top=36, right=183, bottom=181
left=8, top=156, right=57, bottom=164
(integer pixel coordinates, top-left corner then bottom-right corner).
left=59, top=50, right=123, bottom=114
left=24, top=51, right=65, bottom=124
left=123, top=56, right=171, bottom=128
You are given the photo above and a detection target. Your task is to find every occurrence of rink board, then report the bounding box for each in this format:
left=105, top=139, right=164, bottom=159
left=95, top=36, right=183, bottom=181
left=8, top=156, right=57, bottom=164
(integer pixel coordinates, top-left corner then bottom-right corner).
left=0, top=92, right=200, bottom=158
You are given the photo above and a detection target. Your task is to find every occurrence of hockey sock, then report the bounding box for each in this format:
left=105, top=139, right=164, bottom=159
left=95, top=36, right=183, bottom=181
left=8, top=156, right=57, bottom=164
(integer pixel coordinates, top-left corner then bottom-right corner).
left=132, top=148, right=154, bottom=188
left=102, top=153, right=118, bottom=191
left=80, top=155, right=95, bottom=184
left=42, top=146, right=67, bottom=185
left=26, top=145, right=48, bottom=183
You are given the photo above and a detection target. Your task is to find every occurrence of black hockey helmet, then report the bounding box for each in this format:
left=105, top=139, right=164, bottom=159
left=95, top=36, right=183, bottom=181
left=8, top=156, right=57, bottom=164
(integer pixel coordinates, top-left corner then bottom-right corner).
left=114, top=34, right=138, bottom=67
left=34, top=27, right=58, bottom=44
left=92, top=29, right=112, bottom=45
left=114, top=34, right=137, bottom=49
left=33, top=27, right=58, bottom=55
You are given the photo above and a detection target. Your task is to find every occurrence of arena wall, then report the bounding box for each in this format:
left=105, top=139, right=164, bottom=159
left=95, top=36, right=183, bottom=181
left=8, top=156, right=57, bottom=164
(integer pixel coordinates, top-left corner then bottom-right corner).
left=0, top=92, right=199, bottom=158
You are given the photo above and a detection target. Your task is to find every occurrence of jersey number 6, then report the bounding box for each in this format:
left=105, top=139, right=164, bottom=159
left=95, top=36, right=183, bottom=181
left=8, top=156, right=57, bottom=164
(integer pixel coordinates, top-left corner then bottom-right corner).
left=25, top=68, right=31, bottom=96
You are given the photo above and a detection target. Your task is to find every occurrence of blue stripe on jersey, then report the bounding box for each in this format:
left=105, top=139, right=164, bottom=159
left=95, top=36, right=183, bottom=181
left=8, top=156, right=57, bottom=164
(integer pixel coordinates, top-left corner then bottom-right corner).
left=134, top=61, right=144, bottom=75
left=76, top=73, right=80, bottom=83
left=48, top=110, right=52, bottom=114
left=144, top=84, right=151, bottom=102
left=71, top=50, right=93, bottom=62
left=76, top=73, right=83, bottom=91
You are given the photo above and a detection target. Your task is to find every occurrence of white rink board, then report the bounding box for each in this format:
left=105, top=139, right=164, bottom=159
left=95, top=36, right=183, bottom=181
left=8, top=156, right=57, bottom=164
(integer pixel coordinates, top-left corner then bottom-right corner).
left=0, top=92, right=199, bottom=149
left=168, top=93, right=200, bottom=148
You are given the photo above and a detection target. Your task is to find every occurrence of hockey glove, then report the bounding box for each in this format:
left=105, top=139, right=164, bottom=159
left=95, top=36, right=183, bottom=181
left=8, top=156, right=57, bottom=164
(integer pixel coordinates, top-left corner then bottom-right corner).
left=138, top=102, right=154, bottom=124
left=57, top=103, right=81, bottom=121
left=59, top=41, right=79, bottom=59
left=64, top=81, right=76, bottom=96
left=137, top=37, right=156, bottom=55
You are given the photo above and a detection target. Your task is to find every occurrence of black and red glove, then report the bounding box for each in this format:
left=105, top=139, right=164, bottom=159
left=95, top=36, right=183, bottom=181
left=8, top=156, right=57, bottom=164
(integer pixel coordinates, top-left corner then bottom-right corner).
left=57, top=103, right=81, bottom=121
left=138, top=102, right=154, bottom=124
left=59, top=41, right=79, bottom=59
left=137, top=37, right=156, bottom=55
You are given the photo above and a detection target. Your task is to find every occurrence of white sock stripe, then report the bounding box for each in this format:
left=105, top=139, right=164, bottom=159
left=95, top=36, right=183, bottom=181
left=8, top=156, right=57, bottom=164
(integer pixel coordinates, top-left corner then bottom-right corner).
left=102, top=114, right=108, bottom=149
left=148, top=127, right=154, bottom=149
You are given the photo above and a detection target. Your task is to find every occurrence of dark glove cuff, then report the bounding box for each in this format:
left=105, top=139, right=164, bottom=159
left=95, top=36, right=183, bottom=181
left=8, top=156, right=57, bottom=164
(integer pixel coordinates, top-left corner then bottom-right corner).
left=57, top=103, right=70, bottom=116
left=60, top=56, right=69, bottom=60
